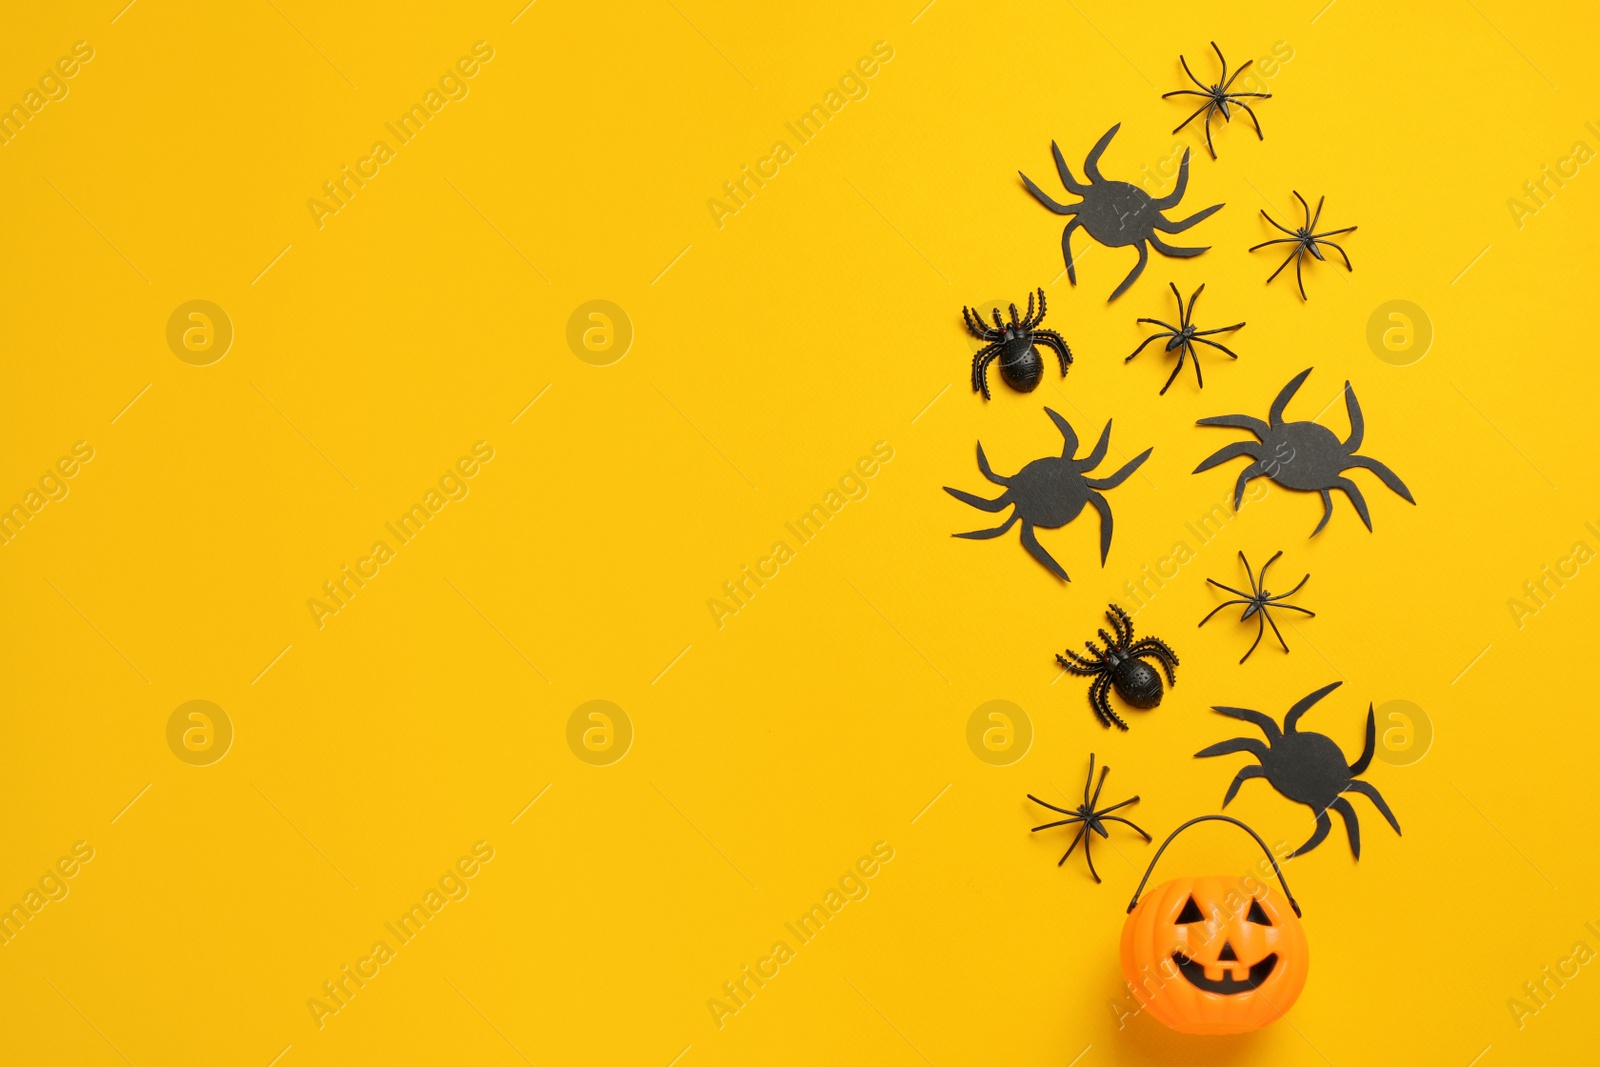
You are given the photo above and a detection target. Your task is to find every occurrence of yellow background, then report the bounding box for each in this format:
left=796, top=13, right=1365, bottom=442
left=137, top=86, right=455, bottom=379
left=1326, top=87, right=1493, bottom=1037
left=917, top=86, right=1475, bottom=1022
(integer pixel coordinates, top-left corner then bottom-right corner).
left=2, top=1, right=1597, bottom=1064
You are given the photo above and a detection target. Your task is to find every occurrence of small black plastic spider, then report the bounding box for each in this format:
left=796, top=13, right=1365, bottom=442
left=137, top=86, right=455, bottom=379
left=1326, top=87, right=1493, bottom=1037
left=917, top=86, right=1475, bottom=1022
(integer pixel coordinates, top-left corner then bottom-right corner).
left=1195, top=681, right=1401, bottom=859
left=1250, top=191, right=1357, bottom=300
left=1027, top=753, right=1150, bottom=882
left=963, top=288, right=1073, bottom=400
left=1020, top=123, right=1224, bottom=302
left=945, top=410, right=1150, bottom=581
left=1199, top=551, right=1314, bottom=663
left=1126, top=282, right=1244, bottom=395
left=1163, top=42, right=1272, bottom=160
left=1057, top=604, right=1179, bottom=731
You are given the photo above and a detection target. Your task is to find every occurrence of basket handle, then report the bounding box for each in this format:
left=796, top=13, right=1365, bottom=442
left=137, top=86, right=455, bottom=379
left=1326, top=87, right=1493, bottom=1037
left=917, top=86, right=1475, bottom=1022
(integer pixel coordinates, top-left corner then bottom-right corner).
left=1125, top=815, right=1301, bottom=917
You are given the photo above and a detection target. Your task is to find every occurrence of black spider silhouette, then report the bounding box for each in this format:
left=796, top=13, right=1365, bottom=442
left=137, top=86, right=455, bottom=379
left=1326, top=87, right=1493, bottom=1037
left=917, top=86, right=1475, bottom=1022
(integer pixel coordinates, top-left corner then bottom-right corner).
left=1126, top=282, right=1244, bottom=395
left=1250, top=191, right=1357, bottom=300
left=963, top=288, right=1072, bottom=400
left=1194, top=367, right=1415, bottom=536
left=1163, top=42, right=1272, bottom=159
left=945, top=410, right=1150, bottom=581
left=1027, top=753, right=1150, bottom=882
left=1020, top=123, right=1224, bottom=302
left=1056, top=604, right=1179, bottom=731
left=1199, top=551, right=1314, bottom=663
left=1195, top=681, right=1401, bottom=859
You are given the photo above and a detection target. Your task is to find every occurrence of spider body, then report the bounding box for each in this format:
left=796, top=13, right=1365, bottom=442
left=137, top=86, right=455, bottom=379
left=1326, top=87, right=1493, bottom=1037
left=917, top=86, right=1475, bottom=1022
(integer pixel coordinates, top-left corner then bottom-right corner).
left=1057, top=604, right=1179, bottom=730
left=1194, top=368, right=1414, bottom=535
left=1250, top=191, right=1357, bottom=300
left=1199, top=551, right=1314, bottom=662
left=1020, top=124, right=1224, bottom=301
left=1163, top=42, right=1272, bottom=159
left=945, top=410, right=1151, bottom=581
left=1127, top=282, right=1244, bottom=394
left=1195, top=681, right=1401, bottom=859
left=963, top=288, right=1072, bottom=399
left=1027, top=753, right=1150, bottom=882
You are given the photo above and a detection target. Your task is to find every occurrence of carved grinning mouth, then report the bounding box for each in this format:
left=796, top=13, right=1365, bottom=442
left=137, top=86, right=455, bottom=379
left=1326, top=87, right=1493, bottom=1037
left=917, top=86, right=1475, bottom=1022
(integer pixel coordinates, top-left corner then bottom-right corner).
left=1172, top=950, right=1278, bottom=994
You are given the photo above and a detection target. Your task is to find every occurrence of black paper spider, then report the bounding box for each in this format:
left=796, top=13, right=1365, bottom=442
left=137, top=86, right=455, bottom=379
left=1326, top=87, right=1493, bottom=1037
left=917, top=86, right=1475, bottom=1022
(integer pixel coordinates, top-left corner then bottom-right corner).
left=1020, top=124, right=1224, bottom=302
left=1057, top=604, right=1179, bottom=731
left=1194, top=367, right=1415, bottom=535
left=1163, top=42, right=1272, bottom=159
left=1199, top=551, right=1314, bottom=663
left=1027, top=753, right=1150, bottom=882
left=963, top=288, right=1073, bottom=400
left=1195, top=681, right=1401, bottom=859
left=1250, top=192, right=1357, bottom=300
left=1126, top=282, right=1244, bottom=394
left=945, top=410, right=1150, bottom=581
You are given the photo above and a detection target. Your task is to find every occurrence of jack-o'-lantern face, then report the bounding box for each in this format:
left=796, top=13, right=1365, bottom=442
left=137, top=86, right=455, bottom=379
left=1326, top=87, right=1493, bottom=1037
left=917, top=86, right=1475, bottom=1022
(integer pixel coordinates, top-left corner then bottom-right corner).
left=1120, top=875, right=1308, bottom=1034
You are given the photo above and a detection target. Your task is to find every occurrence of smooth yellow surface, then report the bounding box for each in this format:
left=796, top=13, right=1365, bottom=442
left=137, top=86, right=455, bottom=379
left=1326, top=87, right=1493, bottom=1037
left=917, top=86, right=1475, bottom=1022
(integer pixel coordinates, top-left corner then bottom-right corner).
left=2, top=2, right=1597, bottom=1064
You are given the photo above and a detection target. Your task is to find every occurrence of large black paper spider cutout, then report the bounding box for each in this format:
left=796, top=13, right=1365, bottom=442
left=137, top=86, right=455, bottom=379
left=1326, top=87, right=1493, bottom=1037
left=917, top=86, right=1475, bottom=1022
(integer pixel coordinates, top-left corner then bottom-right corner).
left=1199, top=551, right=1314, bottom=663
left=1126, top=282, right=1244, bottom=395
left=1057, top=604, right=1179, bottom=731
left=945, top=410, right=1151, bottom=581
left=1020, top=124, right=1224, bottom=302
left=963, top=288, right=1073, bottom=400
left=1194, top=367, right=1415, bottom=536
left=1250, top=191, right=1357, bottom=300
left=1027, top=752, right=1150, bottom=882
left=1195, top=681, right=1401, bottom=859
left=1163, top=42, right=1272, bottom=159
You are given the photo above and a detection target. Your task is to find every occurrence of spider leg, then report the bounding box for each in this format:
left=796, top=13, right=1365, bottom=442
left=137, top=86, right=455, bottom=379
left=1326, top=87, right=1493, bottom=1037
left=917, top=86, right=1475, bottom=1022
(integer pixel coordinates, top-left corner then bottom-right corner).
left=1185, top=283, right=1204, bottom=322
left=1082, top=123, right=1120, bottom=184
left=1192, top=319, right=1245, bottom=337
left=1188, top=340, right=1204, bottom=389
left=1203, top=104, right=1218, bottom=159
left=1296, top=247, right=1310, bottom=299
left=945, top=481, right=1013, bottom=512
left=1085, top=492, right=1114, bottom=565
left=1019, top=522, right=1069, bottom=581
left=1152, top=203, right=1224, bottom=233
left=974, top=442, right=1011, bottom=487
left=1087, top=763, right=1110, bottom=809
left=1248, top=237, right=1299, bottom=251
left=1344, top=455, right=1415, bottom=504
left=1100, top=815, right=1153, bottom=841
left=1090, top=673, right=1127, bottom=731
left=1265, top=244, right=1304, bottom=284
left=1128, top=333, right=1176, bottom=365
left=1171, top=98, right=1215, bottom=136
left=1162, top=89, right=1210, bottom=99
left=1284, top=681, right=1341, bottom=733
left=1034, top=330, right=1073, bottom=375
left=1083, top=830, right=1102, bottom=883
left=1232, top=460, right=1267, bottom=508
left=1150, top=149, right=1192, bottom=209
left=970, top=341, right=1002, bottom=398
left=1261, top=606, right=1289, bottom=654
left=1238, top=608, right=1267, bottom=662
left=1027, top=793, right=1077, bottom=816
left=1159, top=346, right=1187, bottom=395
left=1254, top=550, right=1277, bottom=593
left=1058, top=823, right=1088, bottom=866
left=1331, top=475, right=1373, bottom=531
left=1235, top=99, right=1266, bottom=140
left=1318, top=238, right=1355, bottom=271
left=1138, top=317, right=1181, bottom=330
left=1269, top=367, right=1313, bottom=425
left=1221, top=55, right=1253, bottom=90
left=1307, top=193, right=1325, bottom=231
left=962, top=305, right=998, bottom=340
left=1348, top=703, right=1378, bottom=775
left=1108, top=603, right=1133, bottom=644
left=1198, top=598, right=1252, bottom=626
left=1029, top=287, right=1047, bottom=328
left=1328, top=796, right=1362, bottom=859
left=991, top=307, right=1005, bottom=330
left=1019, top=170, right=1081, bottom=215
left=1149, top=235, right=1210, bottom=260
left=1108, top=242, right=1148, bottom=302
left=1191, top=336, right=1242, bottom=360
left=952, top=513, right=1020, bottom=539
left=1059, top=217, right=1083, bottom=285
left=1056, top=650, right=1103, bottom=674
left=1031, top=815, right=1086, bottom=831
left=1084, top=447, right=1153, bottom=490
left=1259, top=210, right=1298, bottom=237
left=1191, top=440, right=1258, bottom=473
left=1311, top=489, right=1335, bottom=536
left=1222, top=765, right=1269, bottom=806
left=1212, top=574, right=1256, bottom=599
left=1194, top=735, right=1268, bottom=762
left=1343, top=780, right=1401, bottom=836
left=1209, top=705, right=1284, bottom=742
left=1195, top=413, right=1269, bottom=437
left=1289, top=808, right=1333, bottom=859
left=1179, top=53, right=1208, bottom=92
left=1047, top=407, right=1082, bottom=458
left=1023, top=289, right=1035, bottom=327
left=1293, top=191, right=1313, bottom=229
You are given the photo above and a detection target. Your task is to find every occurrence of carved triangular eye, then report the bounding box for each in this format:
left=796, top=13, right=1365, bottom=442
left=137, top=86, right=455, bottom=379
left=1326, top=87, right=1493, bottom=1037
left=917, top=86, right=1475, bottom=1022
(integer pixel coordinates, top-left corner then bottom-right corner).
left=1246, top=899, right=1273, bottom=926
left=1176, top=895, right=1205, bottom=923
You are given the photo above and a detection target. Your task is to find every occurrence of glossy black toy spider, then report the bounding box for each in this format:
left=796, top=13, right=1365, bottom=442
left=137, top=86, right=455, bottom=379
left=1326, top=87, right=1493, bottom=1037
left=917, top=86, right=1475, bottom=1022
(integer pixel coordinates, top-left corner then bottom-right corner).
left=1163, top=42, right=1272, bottom=159
left=1250, top=191, right=1357, bottom=300
left=1126, top=282, right=1244, bottom=395
left=963, top=288, right=1073, bottom=400
left=1199, top=551, right=1314, bottom=663
left=1195, top=367, right=1414, bottom=536
left=1057, top=604, right=1179, bottom=731
left=945, top=410, right=1150, bottom=581
left=1027, top=753, right=1150, bottom=882
left=1195, top=681, right=1401, bottom=859
left=1020, top=123, right=1224, bottom=302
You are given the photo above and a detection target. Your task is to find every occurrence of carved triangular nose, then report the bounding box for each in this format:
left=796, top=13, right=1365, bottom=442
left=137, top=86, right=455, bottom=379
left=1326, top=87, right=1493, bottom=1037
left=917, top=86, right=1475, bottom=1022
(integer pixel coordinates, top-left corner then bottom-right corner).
left=1218, top=941, right=1239, bottom=962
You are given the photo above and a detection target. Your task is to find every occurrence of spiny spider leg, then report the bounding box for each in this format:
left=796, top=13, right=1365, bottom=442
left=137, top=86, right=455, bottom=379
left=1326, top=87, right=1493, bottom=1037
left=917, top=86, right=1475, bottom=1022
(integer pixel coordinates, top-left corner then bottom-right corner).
left=963, top=306, right=996, bottom=339
left=971, top=342, right=1002, bottom=398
